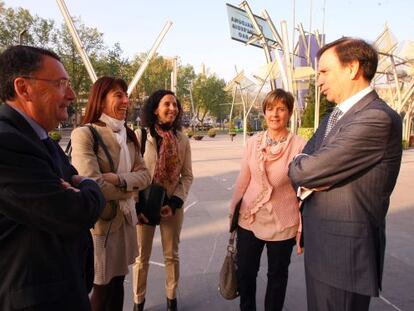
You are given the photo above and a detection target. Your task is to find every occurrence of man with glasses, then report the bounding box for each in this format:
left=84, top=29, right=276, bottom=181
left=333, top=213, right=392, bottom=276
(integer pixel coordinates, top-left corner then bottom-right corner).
left=0, top=45, right=105, bottom=310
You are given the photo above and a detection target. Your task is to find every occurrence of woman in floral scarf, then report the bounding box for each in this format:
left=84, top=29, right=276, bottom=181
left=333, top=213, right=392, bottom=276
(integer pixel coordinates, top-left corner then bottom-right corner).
left=229, top=89, right=305, bottom=311
left=133, top=90, right=193, bottom=311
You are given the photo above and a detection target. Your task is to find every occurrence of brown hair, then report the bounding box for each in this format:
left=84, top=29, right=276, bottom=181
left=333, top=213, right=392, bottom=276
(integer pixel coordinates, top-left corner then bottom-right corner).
left=317, top=37, right=378, bottom=81
left=262, top=88, right=294, bottom=114
left=82, top=76, right=138, bottom=147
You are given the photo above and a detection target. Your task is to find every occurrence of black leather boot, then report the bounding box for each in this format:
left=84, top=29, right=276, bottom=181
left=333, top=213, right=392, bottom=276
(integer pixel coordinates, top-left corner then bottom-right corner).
left=133, top=299, right=145, bottom=311
left=167, top=298, right=177, bottom=311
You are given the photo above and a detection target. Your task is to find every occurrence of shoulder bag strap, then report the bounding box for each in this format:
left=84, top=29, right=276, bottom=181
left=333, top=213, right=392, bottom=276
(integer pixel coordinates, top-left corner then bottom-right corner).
left=64, top=139, right=72, bottom=157
left=140, top=127, right=147, bottom=156
left=86, top=124, right=115, bottom=172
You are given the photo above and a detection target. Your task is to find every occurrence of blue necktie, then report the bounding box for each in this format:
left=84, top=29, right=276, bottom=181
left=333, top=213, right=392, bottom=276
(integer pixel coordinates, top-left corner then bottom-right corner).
left=42, top=137, right=63, bottom=177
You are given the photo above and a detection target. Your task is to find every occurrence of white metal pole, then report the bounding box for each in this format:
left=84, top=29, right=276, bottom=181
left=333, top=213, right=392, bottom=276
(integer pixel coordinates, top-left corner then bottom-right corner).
left=56, top=0, right=97, bottom=83
left=322, top=0, right=326, bottom=46
left=127, top=21, right=173, bottom=96
left=314, top=57, right=320, bottom=131
left=262, top=10, right=289, bottom=90
left=170, top=57, right=177, bottom=93
left=281, top=20, right=297, bottom=133
left=240, top=1, right=276, bottom=90
left=307, top=0, right=313, bottom=66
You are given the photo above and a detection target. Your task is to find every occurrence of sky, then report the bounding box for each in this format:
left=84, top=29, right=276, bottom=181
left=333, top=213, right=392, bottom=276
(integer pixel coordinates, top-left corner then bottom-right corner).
left=6, top=0, right=414, bottom=82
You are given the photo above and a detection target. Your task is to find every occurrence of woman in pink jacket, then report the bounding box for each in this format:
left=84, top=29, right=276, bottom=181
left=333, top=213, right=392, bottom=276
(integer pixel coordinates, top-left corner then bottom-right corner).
left=229, top=89, right=305, bottom=311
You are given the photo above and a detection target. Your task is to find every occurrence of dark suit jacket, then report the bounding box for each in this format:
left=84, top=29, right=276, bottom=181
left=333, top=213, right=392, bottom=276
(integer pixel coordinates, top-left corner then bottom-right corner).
left=288, top=91, right=402, bottom=296
left=0, top=104, right=105, bottom=310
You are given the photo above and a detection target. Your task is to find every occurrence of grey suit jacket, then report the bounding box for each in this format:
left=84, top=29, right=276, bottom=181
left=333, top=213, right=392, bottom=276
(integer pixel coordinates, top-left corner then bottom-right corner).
left=288, top=91, right=402, bottom=296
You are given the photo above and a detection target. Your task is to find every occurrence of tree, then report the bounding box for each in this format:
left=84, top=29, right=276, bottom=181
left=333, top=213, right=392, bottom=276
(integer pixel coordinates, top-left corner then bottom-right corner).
left=176, top=64, right=196, bottom=112
left=192, top=73, right=231, bottom=124
left=127, top=53, right=173, bottom=99
left=0, top=5, right=54, bottom=50
left=50, top=17, right=109, bottom=125
left=302, top=81, right=335, bottom=127
left=94, top=42, right=130, bottom=79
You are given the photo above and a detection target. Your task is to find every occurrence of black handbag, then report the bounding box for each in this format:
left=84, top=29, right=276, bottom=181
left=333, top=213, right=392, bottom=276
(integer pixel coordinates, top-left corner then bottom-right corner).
left=136, top=183, right=166, bottom=226
left=135, top=127, right=166, bottom=226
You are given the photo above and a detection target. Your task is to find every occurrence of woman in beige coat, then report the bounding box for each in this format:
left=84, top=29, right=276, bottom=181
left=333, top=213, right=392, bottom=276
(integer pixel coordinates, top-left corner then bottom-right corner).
left=133, top=90, right=193, bottom=311
left=71, top=77, right=151, bottom=311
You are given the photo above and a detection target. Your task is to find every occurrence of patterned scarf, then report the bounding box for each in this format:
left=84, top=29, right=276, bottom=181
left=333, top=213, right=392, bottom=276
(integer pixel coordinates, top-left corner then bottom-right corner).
left=258, top=130, right=292, bottom=171
left=99, top=113, right=137, bottom=225
left=153, top=124, right=181, bottom=194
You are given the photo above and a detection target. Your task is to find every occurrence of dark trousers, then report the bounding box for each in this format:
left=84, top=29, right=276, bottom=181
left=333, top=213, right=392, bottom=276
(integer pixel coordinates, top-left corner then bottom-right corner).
left=236, top=226, right=295, bottom=311
left=305, top=271, right=371, bottom=311
left=90, top=275, right=125, bottom=311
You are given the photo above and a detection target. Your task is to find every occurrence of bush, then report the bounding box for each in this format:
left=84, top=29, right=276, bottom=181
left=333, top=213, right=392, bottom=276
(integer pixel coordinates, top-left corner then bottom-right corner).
left=261, top=119, right=268, bottom=130
left=185, top=128, right=194, bottom=138
left=402, top=140, right=408, bottom=150
left=193, top=135, right=204, bottom=140
left=226, top=120, right=235, bottom=131
left=207, top=128, right=216, bottom=137
left=297, top=128, right=314, bottom=141
left=49, top=130, right=62, bottom=142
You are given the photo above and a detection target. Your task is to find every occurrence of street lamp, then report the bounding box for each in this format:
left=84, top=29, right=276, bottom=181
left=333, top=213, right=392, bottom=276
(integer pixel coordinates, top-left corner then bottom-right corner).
left=19, top=29, right=28, bottom=45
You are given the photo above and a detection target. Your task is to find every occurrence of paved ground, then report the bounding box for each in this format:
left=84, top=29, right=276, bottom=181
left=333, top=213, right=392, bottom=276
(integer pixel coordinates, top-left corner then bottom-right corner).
left=60, top=131, right=414, bottom=311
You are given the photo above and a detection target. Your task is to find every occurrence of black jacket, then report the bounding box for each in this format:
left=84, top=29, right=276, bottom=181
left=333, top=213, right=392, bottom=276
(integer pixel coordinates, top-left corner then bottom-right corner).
left=0, top=104, right=105, bottom=310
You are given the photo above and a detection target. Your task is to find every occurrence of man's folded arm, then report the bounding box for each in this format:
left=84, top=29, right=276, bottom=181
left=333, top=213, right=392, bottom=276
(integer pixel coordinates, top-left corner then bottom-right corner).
left=288, top=109, right=391, bottom=189
left=0, top=144, right=105, bottom=236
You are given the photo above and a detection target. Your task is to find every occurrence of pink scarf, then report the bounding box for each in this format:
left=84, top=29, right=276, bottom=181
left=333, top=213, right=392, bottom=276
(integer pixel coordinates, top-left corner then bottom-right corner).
left=153, top=125, right=181, bottom=194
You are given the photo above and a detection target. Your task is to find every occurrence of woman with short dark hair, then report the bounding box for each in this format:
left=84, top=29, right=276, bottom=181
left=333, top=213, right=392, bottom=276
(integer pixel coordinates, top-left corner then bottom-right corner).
left=229, top=88, right=305, bottom=311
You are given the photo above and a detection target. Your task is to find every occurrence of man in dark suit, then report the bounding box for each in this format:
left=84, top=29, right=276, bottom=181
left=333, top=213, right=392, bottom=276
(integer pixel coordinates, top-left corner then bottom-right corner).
left=0, top=46, right=105, bottom=310
left=288, top=38, right=402, bottom=311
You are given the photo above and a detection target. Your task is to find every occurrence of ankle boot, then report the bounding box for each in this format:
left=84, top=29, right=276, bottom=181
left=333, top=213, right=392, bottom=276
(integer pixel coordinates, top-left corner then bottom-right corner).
left=167, top=298, right=177, bottom=311
left=133, top=299, right=145, bottom=311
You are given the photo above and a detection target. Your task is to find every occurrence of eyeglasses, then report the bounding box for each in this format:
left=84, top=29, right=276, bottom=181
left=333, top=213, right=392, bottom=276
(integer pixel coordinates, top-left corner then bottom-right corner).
left=21, top=76, right=72, bottom=89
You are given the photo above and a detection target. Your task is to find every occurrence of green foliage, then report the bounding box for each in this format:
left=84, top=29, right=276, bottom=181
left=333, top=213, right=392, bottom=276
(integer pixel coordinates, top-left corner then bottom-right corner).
left=297, top=128, right=314, bottom=141
left=207, top=128, right=216, bottom=137
left=227, top=120, right=235, bottom=132
left=129, top=54, right=172, bottom=97
left=0, top=3, right=230, bottom=125
left=48, top=130, right=62, bottom=142
left=402, top=140, right=408, bottom=149
left=302, top=80, right=335, bottom=127
left=261, top=119, right=268, bottom=130
left=245, top=119, right=253, bottom=133
left=192, top=74, right=231, bottom=124
left=176, top=65, right=196, bottom=111
left=54, top=18, right=106, bottom=103
left=0, top=5, right=55, bottom=50
left=185, top=128, right=193, bottom=138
